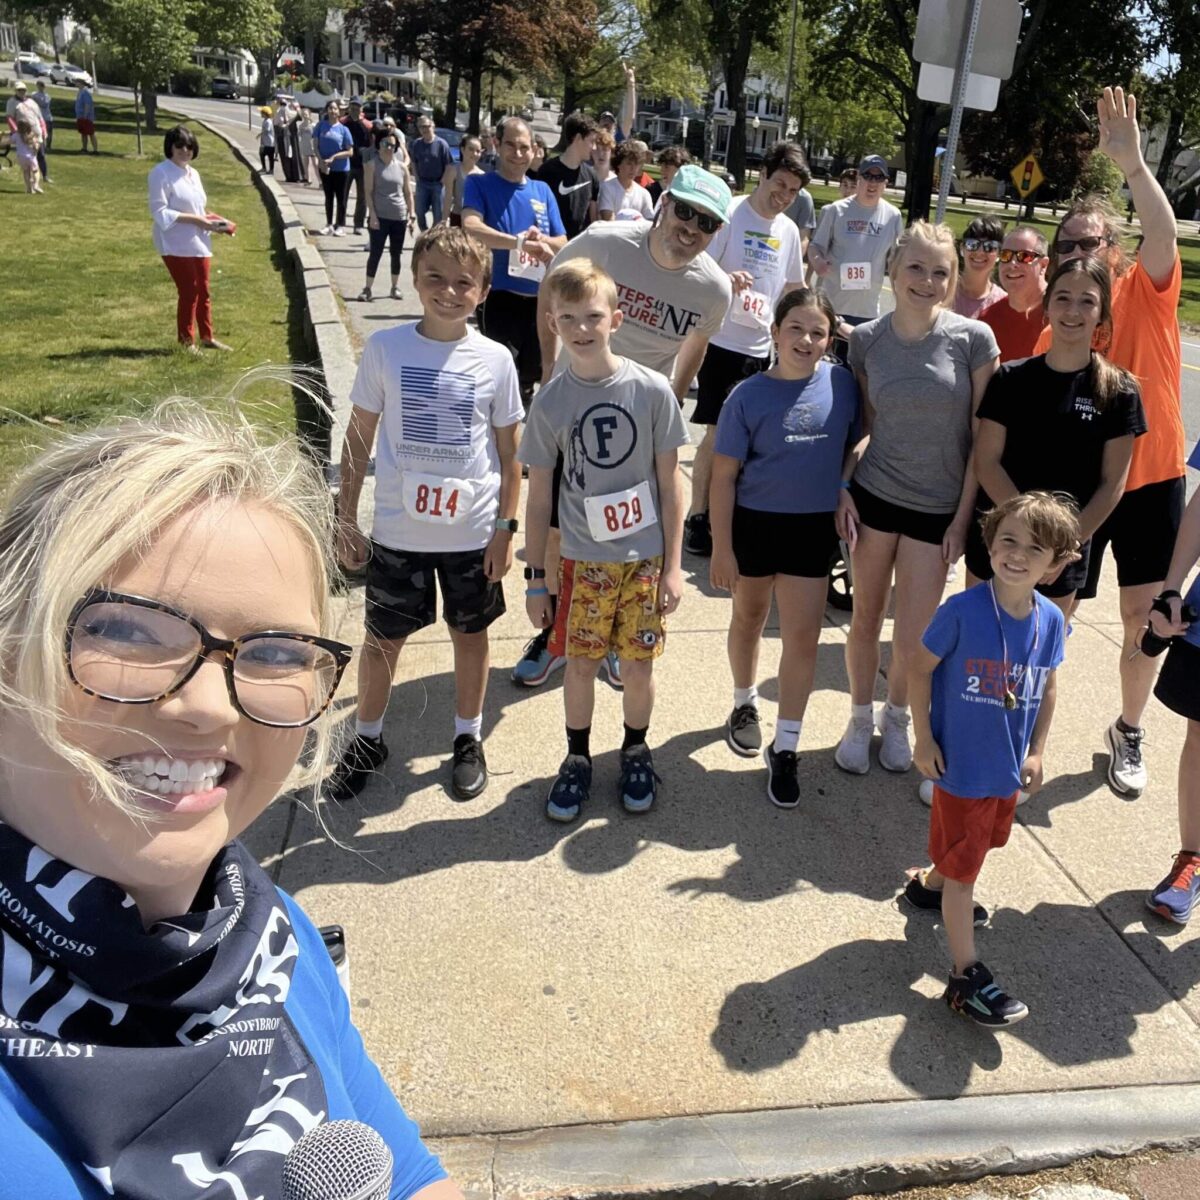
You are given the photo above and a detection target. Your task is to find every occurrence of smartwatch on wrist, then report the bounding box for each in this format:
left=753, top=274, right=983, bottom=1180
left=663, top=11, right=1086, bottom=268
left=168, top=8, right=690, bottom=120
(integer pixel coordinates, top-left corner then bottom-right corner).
left=495, top=518, right=518, bottom=533
left=523, top=566, right=546, bottom=581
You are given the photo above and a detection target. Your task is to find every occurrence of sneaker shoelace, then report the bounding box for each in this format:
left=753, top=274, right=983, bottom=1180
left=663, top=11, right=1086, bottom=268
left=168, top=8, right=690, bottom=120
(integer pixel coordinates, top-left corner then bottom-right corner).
left=771, top=748, right=799, bottom=773
left=1167, top=851, right=1200, bottom=892
left=520, top=631, right=550, bottom=662
left=621, top=750, right=661, bottom=790
left=1118, top=725, right=1144, bottom=768
left=455, top=738, right=482, bottom=766
left=732, top=705, right=760, bottom=732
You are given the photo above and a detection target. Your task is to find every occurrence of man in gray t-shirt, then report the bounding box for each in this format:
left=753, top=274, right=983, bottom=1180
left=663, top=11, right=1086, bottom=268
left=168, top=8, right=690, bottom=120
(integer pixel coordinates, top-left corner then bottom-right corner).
left=808, top=153, right=903, bottom=324
left=786, top=187, right=816, bottom=252
left=520, top=358, right=690, bottom=562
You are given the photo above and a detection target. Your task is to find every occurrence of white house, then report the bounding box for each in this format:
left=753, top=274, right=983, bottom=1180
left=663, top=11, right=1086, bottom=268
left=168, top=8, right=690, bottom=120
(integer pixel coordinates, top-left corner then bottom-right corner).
left=319, top=11, right=435, bottom=101
left=192, top=47, right=258, bottom=89
left=710, top=72, right=786, bottom=161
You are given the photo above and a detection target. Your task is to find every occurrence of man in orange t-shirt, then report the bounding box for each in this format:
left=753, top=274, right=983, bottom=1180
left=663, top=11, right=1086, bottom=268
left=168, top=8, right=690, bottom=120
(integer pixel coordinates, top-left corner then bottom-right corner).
left=1032, top=86, right=1184, bottom=799
left=981, top=225, right=1049, bottom=361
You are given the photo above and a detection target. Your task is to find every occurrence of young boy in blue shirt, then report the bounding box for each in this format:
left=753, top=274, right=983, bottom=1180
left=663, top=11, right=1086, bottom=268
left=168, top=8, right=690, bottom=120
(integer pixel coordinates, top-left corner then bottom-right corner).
left=904, top=492, right=1080, bottom=1027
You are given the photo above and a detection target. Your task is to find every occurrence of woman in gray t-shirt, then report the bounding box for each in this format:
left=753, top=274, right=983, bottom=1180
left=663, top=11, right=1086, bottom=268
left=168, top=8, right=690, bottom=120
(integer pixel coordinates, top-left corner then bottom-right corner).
left=835, top=220, right=999, bottom=777
left=358, top=128, right=415, bottom=302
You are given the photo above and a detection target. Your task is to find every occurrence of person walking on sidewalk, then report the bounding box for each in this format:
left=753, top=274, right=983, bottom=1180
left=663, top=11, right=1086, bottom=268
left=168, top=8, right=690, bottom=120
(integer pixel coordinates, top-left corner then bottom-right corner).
left=257, top=106, right=276, bottom=175
left=146, top=125, right=234, bottom=352
left=709, top=288, right=861, bottom=807
left=342, top=98, right=373, bottom=232
left=410, top=116, right=455, bottom=230
left=357, top=127, right=415, bottom=302
left=980, top=225, right=1049, bottom=362
left=31, top=79, right=52, bottom=182
left=297, top=106, right=318, bottom=184
left=905, top=491, right=1077, bottom=1027
left=520, top=259, right=688, bottom=823
left=315, top=100, right=354, bottom=236
left=328, top=226, right=523, bottom=803
left=74, top=79, right=96, bottom=153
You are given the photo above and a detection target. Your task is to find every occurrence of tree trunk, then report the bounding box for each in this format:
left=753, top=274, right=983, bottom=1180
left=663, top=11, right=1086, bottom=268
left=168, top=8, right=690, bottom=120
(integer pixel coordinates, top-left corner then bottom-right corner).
left=722, top=27, right=754, bottom=191
left=903, top=99, right=942, bottom=222
left=445, top=61, right=461, bottom=128
left=304, top=29, right=317, bottom=78
left=559, top=69, right=580, bottom=150
left=1155, top=105, right=1185, bottom=190
left=133, top=85, right=144, bottom=156
left=467, top=62, right=483, bottom=135
left=144, top=87, right=158, bottom=134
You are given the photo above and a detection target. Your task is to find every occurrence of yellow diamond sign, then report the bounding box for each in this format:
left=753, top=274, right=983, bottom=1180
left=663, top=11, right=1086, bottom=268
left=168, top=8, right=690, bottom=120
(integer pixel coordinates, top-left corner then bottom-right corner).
left=1011, top=154, right=1045, bottom=199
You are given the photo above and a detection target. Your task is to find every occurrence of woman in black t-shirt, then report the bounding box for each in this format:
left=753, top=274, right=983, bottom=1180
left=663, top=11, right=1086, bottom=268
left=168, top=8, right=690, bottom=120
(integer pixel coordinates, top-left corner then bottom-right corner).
left=969, top=257, right=1146, bottom=616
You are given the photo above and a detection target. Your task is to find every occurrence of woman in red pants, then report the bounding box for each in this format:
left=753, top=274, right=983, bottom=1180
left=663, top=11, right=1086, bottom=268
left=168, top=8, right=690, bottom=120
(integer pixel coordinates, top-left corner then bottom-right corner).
left=147, top=125, right=234, bottom=352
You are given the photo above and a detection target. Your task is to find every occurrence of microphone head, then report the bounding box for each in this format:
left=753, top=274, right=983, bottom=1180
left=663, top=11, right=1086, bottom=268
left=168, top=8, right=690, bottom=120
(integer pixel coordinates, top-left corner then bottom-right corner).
left=280, top=1120, right=394, bottom=1200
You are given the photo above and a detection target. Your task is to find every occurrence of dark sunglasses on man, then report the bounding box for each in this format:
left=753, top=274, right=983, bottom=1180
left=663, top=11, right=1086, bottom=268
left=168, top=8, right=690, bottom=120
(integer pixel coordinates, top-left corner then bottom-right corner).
left=1054, top=234, right=1116, bottom=255
left=962, top=237, right=1000, bottom=253
left=997, top=247, right=1043, bottom=265
left=670, top=199, right=723, bottom=235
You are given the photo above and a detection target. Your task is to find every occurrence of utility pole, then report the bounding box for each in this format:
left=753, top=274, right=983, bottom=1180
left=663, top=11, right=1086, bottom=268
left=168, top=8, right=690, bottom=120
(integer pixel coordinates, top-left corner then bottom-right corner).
left=782, top=0, right=800, bottom=138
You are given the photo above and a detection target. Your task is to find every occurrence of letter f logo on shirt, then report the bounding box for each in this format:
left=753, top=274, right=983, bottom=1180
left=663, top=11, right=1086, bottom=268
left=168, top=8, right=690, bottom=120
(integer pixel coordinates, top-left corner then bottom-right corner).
left=592, top=415, right=619, bottom=460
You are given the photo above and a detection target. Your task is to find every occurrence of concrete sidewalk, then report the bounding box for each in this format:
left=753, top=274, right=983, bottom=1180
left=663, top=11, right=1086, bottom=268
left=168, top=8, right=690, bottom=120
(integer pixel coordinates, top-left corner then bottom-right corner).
left=192, top=108, right=1200, bottom=1195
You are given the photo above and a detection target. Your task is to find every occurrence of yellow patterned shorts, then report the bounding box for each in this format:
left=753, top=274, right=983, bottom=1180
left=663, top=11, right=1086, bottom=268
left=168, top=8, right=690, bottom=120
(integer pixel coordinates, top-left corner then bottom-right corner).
left=549, top=556, right=665, bottom=661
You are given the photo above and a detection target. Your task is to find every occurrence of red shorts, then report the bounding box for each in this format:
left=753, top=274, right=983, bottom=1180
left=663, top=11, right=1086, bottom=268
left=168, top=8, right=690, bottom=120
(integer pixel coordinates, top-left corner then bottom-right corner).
left=76, top=117, right=95, bottom=136
left=928, top=785, right=1018, bottom=884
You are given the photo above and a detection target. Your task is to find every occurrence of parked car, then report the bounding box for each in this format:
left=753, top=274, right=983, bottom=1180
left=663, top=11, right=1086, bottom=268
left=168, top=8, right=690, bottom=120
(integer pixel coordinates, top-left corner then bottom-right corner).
left=49, top=62, right=92, bottom=86
left=15, top=51, right=41, bottom=68
left=210, top=76, right=240, bottom=99
left=26, top=60, right=54, bottom=80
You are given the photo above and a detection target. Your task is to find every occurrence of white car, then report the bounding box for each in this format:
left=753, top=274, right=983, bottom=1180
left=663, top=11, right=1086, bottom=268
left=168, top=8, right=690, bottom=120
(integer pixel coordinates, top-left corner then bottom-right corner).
left=49, top=62, right=92, bottom=86
left=15, top=51, right=41, bottom=66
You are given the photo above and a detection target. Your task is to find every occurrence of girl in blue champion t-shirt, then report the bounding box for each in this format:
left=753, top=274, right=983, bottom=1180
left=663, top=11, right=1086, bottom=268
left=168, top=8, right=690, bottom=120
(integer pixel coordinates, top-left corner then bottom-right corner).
left=709, top=288, right=862, bottom=809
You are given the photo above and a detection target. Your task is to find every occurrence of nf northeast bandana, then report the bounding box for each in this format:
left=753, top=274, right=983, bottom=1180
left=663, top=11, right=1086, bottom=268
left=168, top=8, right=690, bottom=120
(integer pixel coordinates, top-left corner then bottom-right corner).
left=0, top=823, right=328, bottom=1198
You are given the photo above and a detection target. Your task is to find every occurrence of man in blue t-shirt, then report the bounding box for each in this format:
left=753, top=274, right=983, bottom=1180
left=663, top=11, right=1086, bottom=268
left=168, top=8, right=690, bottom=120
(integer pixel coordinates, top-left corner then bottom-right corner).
left=463, top=115, right=567, bottom=404
left=409, top=115, right=455, bottom=230
left=904, top=492, right=1078, bottom=1030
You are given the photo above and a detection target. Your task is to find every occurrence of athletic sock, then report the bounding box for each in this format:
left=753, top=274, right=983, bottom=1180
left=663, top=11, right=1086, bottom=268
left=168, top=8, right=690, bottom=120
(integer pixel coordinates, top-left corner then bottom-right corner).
left=851, top=702, right=874, bottom=724
left=356, top=716, right=384, bottom=739
left=455, top=714, right=483, bottom=741
left=1116, top=715, right=1142, bottom=734
left=622, top=723, right=649, bottom=752
left=884, top=701, right=909, bottom=721
left=567, top=725, right=591, bottom=760
left=733, top=685, right=758, bottom=709
left=774, top=719, right=802, bottom=754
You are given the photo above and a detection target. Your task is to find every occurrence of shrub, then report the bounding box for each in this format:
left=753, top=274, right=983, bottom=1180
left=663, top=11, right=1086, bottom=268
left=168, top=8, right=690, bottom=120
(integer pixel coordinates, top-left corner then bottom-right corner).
left=90, top=42, right=135, bottom=89
left=173, top=64, right=215, bottom=97
left=1074, top=148, right=1126, bottom=208
left=301, top=76, right=332, bottom=95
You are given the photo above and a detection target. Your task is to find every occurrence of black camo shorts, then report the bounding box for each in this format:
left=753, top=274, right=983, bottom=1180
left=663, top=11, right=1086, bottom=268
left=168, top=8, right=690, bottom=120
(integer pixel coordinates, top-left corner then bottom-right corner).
left=365, top=541, right=506, bottom=640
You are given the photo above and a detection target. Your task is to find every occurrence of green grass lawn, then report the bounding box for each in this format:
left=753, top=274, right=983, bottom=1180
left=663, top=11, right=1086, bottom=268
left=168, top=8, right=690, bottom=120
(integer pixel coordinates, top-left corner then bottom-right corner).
left=0, top=87, right=309, bottom=471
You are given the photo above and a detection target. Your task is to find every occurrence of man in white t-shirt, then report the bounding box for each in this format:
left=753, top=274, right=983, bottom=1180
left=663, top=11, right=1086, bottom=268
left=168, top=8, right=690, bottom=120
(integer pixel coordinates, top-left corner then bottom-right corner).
left=807, top=153, right=903, bottom=339
left=684, top=141, right=808, bottom=556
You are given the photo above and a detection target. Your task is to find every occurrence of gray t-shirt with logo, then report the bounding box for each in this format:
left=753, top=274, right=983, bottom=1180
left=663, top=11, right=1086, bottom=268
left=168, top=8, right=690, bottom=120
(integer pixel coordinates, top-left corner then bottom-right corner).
left=848, top=309, right=999, bottom=513
left=809, top=195, right=904, bottom=319
left=519, top=357, right=690, bottom=561
left=548, top=221, right=732, bottom=381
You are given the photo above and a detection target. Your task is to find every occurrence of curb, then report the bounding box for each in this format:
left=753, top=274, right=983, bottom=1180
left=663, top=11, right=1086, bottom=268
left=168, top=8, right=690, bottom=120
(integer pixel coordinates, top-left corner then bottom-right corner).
left=427, top=1084, right=1200, bottom=1200
left=197, top=118, right=358, bottom=464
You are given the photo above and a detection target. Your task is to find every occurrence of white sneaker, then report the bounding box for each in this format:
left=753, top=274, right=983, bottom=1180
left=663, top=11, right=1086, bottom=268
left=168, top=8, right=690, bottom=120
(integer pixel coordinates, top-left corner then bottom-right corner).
left=319, top=224, right=334, bottom=235
left=835, top=712, right=875, bottom=774
left=1105, top=719, right=1147, bottom=796
left=332, top=227, right=346, bottom=237
left=878, top=706, right=913, bottom=773
left=918, top=778, right=935, bottom=806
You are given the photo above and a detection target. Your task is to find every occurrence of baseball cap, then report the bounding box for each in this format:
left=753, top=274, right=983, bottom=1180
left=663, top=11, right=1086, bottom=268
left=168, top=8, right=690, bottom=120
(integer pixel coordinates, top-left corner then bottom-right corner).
left=599, top=110, right=615, bottom=121
left=858, top=154, right=888, bottom=175
left=666, top=163, right=732, bottom=223
left=14, top=80, right=27, bottom=91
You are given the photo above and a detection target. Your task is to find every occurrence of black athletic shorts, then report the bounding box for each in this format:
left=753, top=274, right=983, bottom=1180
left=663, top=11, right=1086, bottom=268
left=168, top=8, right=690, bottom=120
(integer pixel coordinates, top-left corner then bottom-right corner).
left=849, top=481, right=954, bottom=546
left=693, top=342, right=769, bottom=425
left=964, top=506, right=1092, bottom=599
left=550, top=452, right=563, bottom=531
left=732, top=506, right=840, bottom=578
left=365, top=541, right=505, bottom=640
left=1079, top=475, right=1186, bottom=601
left=478, top=289, right=541, bottom=393
left=1155, top=638, right=1200, bottom=723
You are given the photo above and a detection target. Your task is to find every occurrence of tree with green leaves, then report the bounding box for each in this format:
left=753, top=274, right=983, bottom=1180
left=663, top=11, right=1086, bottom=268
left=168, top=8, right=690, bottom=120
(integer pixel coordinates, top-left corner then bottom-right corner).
left=1138, top=0, right=1200, bottom=206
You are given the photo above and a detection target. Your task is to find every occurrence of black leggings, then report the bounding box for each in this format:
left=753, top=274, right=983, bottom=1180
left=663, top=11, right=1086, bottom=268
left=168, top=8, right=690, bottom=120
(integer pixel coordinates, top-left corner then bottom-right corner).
left=366, top=218, right=407, bottom=280
left=259, top=146, right=275, bottom=174
left=322, top=170, right=350, bottom=228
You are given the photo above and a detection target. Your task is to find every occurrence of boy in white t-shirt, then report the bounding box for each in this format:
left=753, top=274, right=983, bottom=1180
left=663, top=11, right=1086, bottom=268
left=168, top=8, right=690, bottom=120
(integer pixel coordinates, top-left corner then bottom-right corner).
left=329, top=225, right=523, bottom=802
left=520, top=258, right=689, bottom=822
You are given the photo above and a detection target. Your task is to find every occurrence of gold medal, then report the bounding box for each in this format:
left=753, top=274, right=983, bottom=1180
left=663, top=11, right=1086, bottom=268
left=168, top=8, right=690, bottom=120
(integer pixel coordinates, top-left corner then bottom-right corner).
left=1004, top=691, right=1018, bottom=711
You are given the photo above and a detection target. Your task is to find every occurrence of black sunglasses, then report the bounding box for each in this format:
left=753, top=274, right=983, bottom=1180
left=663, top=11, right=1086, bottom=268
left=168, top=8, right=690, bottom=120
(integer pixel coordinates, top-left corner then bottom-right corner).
left=998, top=248, right=1043, bottom=265
left=1054, top=235, right=1115, bottom=255
left=66, top=589, right=354, bottom=729
left=671, top=199, right=722, bottom=235
left=860, top=171, right=888, bottom=182
left=962, top=237, right=1000, bottom=253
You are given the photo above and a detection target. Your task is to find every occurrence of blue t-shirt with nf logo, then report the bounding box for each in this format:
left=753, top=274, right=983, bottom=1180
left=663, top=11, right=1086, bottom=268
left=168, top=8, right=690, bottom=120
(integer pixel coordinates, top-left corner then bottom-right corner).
left=462, top=171, right=565, bottom=296
left=923, top=585, right=1066, bottom=800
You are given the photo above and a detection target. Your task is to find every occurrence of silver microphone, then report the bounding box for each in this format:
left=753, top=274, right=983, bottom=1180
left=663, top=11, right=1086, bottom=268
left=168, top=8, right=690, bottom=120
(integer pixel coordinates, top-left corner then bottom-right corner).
left=280, top=1120, right=394, bottom=1200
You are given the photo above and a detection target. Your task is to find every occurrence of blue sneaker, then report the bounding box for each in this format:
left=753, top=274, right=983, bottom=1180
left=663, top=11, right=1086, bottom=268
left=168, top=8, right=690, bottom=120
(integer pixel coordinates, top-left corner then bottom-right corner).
left=618, top=744, right=660, bottom=814
left=602, top=650, right=623, bottom=689
left=512, top=630, right=566, bottom=687
left=943, top=961, right=1028, bottom=1027
left=1147, top=851, right=1200, bottom=924
left=546, top=754, right=591, bottom=823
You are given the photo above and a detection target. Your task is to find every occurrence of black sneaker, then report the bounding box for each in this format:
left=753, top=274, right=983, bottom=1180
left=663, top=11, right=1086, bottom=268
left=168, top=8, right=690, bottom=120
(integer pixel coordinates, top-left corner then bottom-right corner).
left=683, top=512, right=712, bottom=557
left=546, top=754, right=592, bottom=823
left=943, top=961, right=1028, bottom=1027
left=325, top=734, right=389, bottom=802
left=726, top=704, right=762, bottom=756
left=763, top=742, right=800, bottom=808
left=619, top=744, right=660, bottom=813
left=451, top=734, right=488, bottom=800
left=901, top=871, right=988, bottom=926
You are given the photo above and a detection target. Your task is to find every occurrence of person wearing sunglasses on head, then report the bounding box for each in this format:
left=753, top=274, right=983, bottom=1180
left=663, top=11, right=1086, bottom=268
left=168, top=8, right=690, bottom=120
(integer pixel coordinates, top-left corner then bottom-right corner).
left=1029, top=86, right=1185, bottom=801
left=0, top=405, right=464, bottom=1200
left=952, top=215, right=1006, bottom=319
left=806, top=153, right=903, bottom=347
left=980, top=225, right=1050, bottom=362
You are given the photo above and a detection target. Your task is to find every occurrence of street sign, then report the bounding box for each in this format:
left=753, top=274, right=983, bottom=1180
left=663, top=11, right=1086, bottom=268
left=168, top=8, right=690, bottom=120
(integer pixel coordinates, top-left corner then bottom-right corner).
left=914, top=0, right=1023, bottom=79
left=1010, top=154, right=1045, bottom=198
left=916, top=62, right=1001, bottom=112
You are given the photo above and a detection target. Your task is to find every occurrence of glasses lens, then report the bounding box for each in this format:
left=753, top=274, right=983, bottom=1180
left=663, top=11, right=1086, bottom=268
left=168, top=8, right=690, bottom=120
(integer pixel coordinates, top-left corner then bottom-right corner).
left=70, top=601, right=200, bottom=701
left=862, top=172, right=887, bottom=182
left=673, top=199, right=695, bottom=222
left=234, top=635, right=339, bottom=726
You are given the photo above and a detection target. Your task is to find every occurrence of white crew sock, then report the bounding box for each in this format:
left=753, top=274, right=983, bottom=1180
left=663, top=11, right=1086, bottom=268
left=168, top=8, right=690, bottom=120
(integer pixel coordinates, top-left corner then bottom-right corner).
left=356, top=716, right=384, bottom=739
left=455, top=714, right=483, bottom=741
left=851, top=702, right=874, bottom=724
left=734, top=685, right=758, bottom=709
left=774, top=719, right=802, bottom=754
left=884, top=701, right=910, bottom=721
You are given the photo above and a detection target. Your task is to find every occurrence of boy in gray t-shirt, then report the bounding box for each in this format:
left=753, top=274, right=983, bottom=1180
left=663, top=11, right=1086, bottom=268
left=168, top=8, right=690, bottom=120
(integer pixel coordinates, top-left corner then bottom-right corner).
left=520, top=259, right=689, bottom=823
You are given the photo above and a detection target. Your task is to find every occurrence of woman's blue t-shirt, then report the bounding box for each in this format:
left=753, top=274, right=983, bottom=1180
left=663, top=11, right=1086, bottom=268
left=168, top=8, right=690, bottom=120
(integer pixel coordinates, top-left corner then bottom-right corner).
left=713, top=361, right=861, bottom=513
left=0, top=890, right=446, bottom=1200
left=315, top=120, right=354, bottom=172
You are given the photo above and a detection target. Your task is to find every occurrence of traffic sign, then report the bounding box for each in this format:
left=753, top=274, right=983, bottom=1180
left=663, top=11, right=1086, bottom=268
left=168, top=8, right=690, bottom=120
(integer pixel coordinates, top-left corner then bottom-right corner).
left=914, top=0, right=1023, bottom=79
left=1010, top=154, right=1045, bottom=198
left=916, top=62, right=1001, bottom=111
